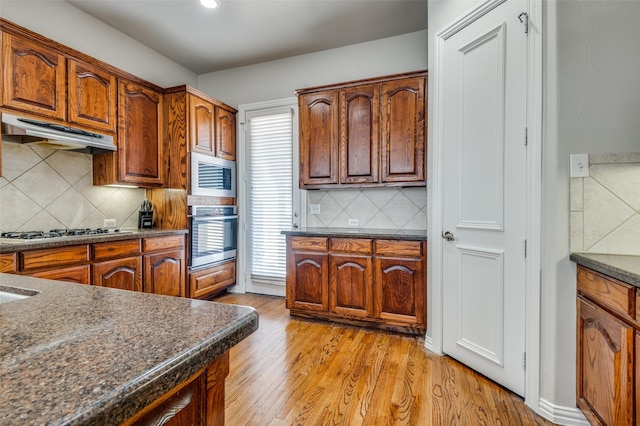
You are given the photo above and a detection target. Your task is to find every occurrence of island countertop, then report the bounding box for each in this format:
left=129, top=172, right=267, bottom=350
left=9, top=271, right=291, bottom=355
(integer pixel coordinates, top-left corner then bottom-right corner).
left=570, top=252, right=640, bottom=288
left=0, top=273, right=258, bottom=425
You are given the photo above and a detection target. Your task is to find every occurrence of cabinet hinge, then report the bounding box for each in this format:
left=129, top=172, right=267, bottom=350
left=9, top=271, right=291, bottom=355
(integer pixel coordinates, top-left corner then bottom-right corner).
left=524, top=127, right=528, bottom=146
left=524, top=240, right=527, bottom=258
left=518, top=12, right=529, bottom=34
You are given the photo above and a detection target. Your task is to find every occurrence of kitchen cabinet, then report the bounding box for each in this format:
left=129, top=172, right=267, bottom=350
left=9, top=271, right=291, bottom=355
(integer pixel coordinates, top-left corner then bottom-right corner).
left=576, top=266, right=636, bottom=426
left=188, top=89, right=237, bottom=160
left=67, top=59, right=117, bottom=133
left=296, top=71, right=426, bottom=189
left=2, top=32, right=118, bottom=135
left=189, top=260, right=236, bottom=300
left=216, top=105, right=236, bottom=160
left=285, top=234, right=426, bottom=334
left=0, top=253, right=16, bottom=273
left=93, top=79, right=164, bottom=187
left=2, top=32, right=66, bottom=120
left=92, top=257, right=143, bottom=292
left=143, top=235, right=186, bottom=297
left=30, top=265, right=90, bottom=284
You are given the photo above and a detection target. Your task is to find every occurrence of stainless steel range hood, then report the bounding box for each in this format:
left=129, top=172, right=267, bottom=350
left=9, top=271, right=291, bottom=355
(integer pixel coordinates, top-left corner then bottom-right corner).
left=1, top=112, right=116, bottom=154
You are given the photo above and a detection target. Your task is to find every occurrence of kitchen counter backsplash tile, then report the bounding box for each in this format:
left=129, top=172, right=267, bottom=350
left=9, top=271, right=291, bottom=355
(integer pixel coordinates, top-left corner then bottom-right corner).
left=571, top=152, right=640, bottom=255
left=0, top=143, right=145, bottom=232
left=307, top=187, right=427, bottom=230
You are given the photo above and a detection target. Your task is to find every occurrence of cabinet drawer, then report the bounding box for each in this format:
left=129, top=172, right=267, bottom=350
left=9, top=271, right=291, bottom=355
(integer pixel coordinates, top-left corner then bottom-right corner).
left=0, top=253, right=16, bottom=273
left=29, top=265, right=90, bottom=285
left=143, top=235, right=184, bottom=252
left=93, top=239, right=141, bottom=260
left=290, top=237, right=328, bottom=252
left=21, top=245, right=89, bottom=271
left=577, top=266, right=635, bottom=321
left=190, top=261, right=236, bottom=299
left=330, top=238, right=372, bottom=254
left=374, top=240, right=423, bottom=257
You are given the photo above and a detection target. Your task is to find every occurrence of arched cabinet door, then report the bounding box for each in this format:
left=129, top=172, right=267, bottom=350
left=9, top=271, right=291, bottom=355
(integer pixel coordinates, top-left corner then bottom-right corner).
left=92, top=257, right=142, bottom=292
left=329, top=254, right=373, bottom=318
left=143, top=249, right=185, bottom=297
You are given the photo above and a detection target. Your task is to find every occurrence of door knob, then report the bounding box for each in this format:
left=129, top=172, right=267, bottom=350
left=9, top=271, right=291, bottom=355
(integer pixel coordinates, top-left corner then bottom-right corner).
left=442, top=231, right=455, bottom=241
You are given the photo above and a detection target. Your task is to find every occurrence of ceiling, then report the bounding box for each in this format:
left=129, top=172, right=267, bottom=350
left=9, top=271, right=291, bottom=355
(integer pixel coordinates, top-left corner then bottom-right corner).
left=65, top=0, right=427, bottom=75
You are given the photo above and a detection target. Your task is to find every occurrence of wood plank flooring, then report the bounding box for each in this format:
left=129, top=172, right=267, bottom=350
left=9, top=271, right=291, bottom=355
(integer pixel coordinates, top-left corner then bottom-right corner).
left=214, top=292, right=555, bottom=426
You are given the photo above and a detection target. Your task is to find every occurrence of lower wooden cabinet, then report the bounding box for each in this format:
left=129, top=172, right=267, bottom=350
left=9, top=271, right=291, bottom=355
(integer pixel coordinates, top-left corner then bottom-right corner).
left=189, top=260, right=236, bottom=300
left=144, top=249, right=185, bottom=297
left=30, top=264, right=90, bottom=284
left=0, top=253, right=16, bottom=273
left=285, top=234, right=426, bottom=334
left=93, top=257, right=143, bottom=292
left=576, top=266, right=637, bottom=425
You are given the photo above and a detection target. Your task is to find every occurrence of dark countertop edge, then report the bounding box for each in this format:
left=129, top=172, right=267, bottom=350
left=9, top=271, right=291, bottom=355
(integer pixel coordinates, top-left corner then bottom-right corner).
left=67, top=308, right=259, bottom=426
left=281, top=227, right=428, bottom=240
left=570, top=253, right=640, bottom=288
left=0, top=229, right=188, bottom=253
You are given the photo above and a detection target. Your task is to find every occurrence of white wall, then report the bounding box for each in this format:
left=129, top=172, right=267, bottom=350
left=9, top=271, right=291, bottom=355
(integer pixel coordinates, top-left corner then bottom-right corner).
left=197, top=30, right=427, bottom=107
left=0, top=0, right=196, bottom=88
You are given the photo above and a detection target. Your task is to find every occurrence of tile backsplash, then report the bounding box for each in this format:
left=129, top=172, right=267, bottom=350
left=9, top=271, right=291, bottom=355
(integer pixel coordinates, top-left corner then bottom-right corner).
left=306, top=187, right=427, bottom=230
left=571, top=152, right=640, bottom=255
left=0, top=142, right=145, bottom=232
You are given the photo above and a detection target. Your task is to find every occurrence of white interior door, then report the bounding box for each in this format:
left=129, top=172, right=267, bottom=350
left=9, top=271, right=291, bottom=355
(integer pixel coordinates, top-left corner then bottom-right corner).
left=441, top=0, right=528, bottom=396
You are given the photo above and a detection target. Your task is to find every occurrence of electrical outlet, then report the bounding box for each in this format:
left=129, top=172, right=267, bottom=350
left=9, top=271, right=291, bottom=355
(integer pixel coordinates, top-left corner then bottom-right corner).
left=570, top=154, right=589, bottom=177
left=103, top=218, right=117, bottom=228
left=309, top=204, right=320, bottom=215
left=348, top=218, right=359, bottom=227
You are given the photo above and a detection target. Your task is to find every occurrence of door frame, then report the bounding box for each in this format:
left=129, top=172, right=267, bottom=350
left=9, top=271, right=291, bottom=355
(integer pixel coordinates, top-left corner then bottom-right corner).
left=428, top=0, right=542, bottom=410
left=234, top=97, right=305, bottom=296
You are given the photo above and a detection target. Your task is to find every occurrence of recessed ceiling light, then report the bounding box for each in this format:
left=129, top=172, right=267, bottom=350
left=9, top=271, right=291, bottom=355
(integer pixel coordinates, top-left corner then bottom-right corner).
left=200, top=0, right=220, bottom=9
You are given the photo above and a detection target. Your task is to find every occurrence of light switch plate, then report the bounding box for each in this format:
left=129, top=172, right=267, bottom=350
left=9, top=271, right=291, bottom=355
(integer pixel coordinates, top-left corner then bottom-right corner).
left=103, top=218, right=117, bottom=228
left=348, top=218, right=359, bottom=227
left=570, top=154, right=589, bottom=177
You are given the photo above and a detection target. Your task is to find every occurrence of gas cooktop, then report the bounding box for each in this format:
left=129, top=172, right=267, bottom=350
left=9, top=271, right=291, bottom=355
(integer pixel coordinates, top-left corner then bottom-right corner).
left=0, top=228, right=130, bottom=241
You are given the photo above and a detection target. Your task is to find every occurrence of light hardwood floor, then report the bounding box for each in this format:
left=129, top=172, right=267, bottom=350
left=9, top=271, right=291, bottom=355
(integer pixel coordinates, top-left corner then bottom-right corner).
left=214, top=293, right=555, bottom=426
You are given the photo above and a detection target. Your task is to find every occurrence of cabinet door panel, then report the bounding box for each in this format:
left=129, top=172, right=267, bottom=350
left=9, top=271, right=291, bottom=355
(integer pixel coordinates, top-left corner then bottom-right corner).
left=2, top=33, right=66, bottom=119
left=190, top=95, right=216, bottom=155
left=189, top=261, right=236, bottom=299
left=143, top=250, right=185, bottom=297
left=577, top=296, right=634, bottom=426
left=299, top=91, right=339, bottom=186
left=374, top=256, right=426, bottom=328
left=118, top=80, right=164, bottom=186
left=329, top=254, right=372, bottom=318
left=216, top=106, right=236, bottom=160
left=92, top=257, right=142, bottom=291
left=0, top=253, right=16, bottom=273
left=68, top=60, right=117, bottom=133
left=286, top=252, right=328, bottom=311
left=380, top=76, right=426, bottom=183
left=340, top=85, right=379, bottom=184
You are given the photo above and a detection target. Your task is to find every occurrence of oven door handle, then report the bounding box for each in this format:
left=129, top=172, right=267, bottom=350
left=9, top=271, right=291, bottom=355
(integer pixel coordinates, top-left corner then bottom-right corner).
left=189, top=215, right=239, bottom=220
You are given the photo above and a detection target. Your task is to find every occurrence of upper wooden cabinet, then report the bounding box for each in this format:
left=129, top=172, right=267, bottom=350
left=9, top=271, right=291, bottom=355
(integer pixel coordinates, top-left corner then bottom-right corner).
left=216, top=106, right=236, bottom=161
left=2, top=32, right=66, bottom=120
left=93, top=80, right=165, bottom=187
left=67, top=59, right=117, bottom=133
left=2, top=32, right=118, bottom=134
left=296, top=71, right=427, bottom=189
left=190, top=95, right=216, bottom=155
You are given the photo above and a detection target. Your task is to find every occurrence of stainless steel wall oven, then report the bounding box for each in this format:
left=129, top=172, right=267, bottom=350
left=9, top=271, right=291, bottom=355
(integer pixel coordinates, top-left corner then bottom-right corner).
left=189, top=205, right=238, bottom=268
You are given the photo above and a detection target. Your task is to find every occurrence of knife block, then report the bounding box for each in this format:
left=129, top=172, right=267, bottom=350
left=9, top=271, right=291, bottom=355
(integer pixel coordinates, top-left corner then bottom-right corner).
left=138, top=211, right=153, bottom=229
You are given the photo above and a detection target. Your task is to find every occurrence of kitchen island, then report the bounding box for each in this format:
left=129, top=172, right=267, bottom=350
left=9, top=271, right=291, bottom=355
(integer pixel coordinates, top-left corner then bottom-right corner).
left=0, top=273, right=258, bottom=425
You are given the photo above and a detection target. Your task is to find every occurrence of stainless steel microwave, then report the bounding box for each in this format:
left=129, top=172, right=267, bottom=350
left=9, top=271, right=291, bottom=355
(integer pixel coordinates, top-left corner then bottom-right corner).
left=191, top=152, right=236, bottom=197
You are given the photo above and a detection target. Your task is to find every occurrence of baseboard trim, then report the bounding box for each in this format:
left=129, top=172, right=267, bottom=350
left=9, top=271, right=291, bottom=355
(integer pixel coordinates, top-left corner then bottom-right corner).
left=538, top=398, right=590, bottom=426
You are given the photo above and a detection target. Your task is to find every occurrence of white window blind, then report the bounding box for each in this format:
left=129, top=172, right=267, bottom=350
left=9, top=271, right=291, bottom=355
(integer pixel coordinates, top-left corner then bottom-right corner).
left=248, top=111, right=293, bottom=280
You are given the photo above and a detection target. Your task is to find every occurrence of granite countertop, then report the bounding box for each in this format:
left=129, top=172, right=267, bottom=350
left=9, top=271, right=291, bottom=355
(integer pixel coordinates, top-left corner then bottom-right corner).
left=281, top=227, right=428, bottom=240
left=0, top=273, right=258, bottom=425
left=570, top=252, right=640, bottom=288
left=0, top=229, right=188, bottom=253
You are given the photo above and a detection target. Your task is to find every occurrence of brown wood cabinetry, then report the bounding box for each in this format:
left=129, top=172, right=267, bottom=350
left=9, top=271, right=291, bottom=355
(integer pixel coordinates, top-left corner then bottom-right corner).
left=296, top=71, right=426, bottom=189
left=2, top=32, right=66, bottom=120
left=143, top=235, right=186, bottom=297
left=0, top=253, right=16, bottom=273
left=576, top=266, right=637, bottom=425
left=285, top=234, right=426, bottom=334
left=30, top=265, right=90, bottom=284
left=67, top=59, right=117, bottom=133
left=93, top=257, right=143, bottom=292
left=187, top=90, right=237, bottom=160
left=189, top=260, right=236, bottom=300
left=93, top=80, right=164, bottom=187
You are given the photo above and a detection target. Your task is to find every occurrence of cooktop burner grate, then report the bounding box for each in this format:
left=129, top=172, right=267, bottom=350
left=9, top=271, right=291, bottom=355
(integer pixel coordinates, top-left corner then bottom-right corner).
left=1, top=228, right=124, bottom=240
